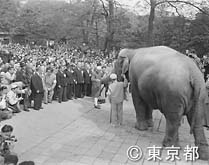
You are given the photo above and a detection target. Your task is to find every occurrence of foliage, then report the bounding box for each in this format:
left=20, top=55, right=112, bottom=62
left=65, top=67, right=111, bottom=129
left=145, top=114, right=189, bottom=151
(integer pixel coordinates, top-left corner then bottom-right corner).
left=188, top=10, right=209, bottom=57
left=0, top=0, right=18, bottom=32
left=1, top=0, right=209, bottom=56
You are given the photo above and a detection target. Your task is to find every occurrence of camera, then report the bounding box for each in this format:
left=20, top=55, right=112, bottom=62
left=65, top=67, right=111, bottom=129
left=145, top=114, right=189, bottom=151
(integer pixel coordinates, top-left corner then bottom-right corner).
left=1, top=135, right=17, bottom=155
left=3, top=136, right=17, bottom=147
left=5, top=136, right=17, bottom=143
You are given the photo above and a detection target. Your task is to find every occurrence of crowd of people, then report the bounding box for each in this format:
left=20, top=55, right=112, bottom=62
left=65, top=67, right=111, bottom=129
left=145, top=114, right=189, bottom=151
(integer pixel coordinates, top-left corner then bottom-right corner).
left=0, top=42, right=128, bottom=165
left=186, top=49, right=209, bottom=81
left=2, top=43, right=209, bottom=164
left=0, top=43, right=118, bottom=121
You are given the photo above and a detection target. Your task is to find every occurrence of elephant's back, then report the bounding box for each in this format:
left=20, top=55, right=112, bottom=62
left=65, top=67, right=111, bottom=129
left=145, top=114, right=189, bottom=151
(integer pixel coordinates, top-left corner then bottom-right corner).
left=130, top=46, right=187, bottom=80
left=129, top=46, right=204, bottom=111
left=130, top=46, right=198, bottom=77
left=131, top=46, right=182, bottom=64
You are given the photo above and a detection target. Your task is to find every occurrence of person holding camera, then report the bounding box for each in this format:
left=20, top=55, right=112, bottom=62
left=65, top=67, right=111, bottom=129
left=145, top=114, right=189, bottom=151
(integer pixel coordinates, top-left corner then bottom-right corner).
left=0, top=125, right=18, bottom=165
left=6, top=84, right=23, bottom=113
left=0, top=86, right=13, bottom=121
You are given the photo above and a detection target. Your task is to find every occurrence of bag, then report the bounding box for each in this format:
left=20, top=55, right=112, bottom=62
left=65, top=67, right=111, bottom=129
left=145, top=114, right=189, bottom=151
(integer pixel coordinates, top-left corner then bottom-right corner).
left=98, top=96, right=105, bottom=104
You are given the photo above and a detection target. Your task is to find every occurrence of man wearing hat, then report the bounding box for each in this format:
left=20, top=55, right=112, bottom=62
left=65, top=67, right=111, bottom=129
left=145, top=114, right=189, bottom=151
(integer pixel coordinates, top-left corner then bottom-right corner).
left=107, top=73, right=128, bottom=126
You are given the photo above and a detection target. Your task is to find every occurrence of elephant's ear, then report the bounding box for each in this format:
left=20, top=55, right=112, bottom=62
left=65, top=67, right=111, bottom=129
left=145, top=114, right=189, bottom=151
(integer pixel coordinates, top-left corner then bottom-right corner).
left=122, top=57, right=129, bottom=74
left=118, top=49, right=129, bottom=74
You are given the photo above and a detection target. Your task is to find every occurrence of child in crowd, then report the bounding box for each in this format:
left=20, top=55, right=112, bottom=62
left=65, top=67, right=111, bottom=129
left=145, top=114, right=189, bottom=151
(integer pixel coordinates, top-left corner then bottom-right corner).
left=0, top=125, right=18, bottom=165
left=107, top=73, right=128, bottom=126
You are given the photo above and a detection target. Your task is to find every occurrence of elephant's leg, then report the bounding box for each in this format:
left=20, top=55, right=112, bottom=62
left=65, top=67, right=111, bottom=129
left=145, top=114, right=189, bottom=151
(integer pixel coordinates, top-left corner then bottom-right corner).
left=145, top=108, right=153, bottom=127
left=163, top=113, right=181, bottom=147
left=131, top=83, right=149, bottom=130
left=187, top=112, right=209, bottom=160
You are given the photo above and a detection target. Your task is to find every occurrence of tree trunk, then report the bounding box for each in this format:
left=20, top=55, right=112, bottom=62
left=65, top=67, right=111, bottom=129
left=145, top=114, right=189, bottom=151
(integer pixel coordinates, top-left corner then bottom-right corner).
left=95, top=20, right=99, bottom=48
left=81, top=0, right=97, bottom=45
left=82, top=21, right=89, bottom=44
left=104, top=0, right=114, bottom=53
left=147, top=0, right=156, bottom=46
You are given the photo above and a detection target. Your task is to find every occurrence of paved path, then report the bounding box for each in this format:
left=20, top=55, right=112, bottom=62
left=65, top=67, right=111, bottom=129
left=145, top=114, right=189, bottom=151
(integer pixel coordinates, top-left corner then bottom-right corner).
left=1, top=95, right=209, bottom=165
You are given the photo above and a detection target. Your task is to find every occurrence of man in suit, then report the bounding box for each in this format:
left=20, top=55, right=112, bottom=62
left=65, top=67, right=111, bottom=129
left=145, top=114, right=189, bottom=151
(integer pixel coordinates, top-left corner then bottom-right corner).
left=56, top=66, right=68, bottom=103
left=30, top=66, right=44, bottom=110
left=73, top=62, right=84, bottom=98
left=83, top=62, right=91, bottom=96
left=65, top=65, right=75, bottom=100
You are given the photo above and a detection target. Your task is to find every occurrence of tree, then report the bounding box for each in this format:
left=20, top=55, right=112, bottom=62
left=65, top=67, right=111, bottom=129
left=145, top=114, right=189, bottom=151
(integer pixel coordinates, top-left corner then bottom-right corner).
left=0, top=0, right=18, bottom=32
left=137, top=0, right=209, bottom=46
left=188, top=9, right=209, bottom=56
left=15, top=0, right=79, bottom=43
left=100, top=0, right=115, bottom=52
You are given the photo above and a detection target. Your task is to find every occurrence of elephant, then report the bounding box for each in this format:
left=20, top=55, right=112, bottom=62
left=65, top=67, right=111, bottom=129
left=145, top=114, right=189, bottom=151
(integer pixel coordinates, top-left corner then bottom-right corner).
left=117, top=46, right=209, bottom=160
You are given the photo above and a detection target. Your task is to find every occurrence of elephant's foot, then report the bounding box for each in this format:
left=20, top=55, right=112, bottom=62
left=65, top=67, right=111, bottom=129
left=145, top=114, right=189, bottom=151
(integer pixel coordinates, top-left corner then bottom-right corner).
left=198, top=144, right=209, bottom=160
left=135, top=121, right=148, bottom=131
left=162, top=137, right=180, bottom=148
left=147, top=119, right=154, bottom=127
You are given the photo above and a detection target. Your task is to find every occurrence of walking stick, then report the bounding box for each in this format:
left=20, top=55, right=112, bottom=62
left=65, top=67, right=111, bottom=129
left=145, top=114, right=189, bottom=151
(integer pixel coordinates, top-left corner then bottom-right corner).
left=110, top=106, right=112, bottom=123
left=157, top=114, right=163, bottom=131
left=73, top=83, right=76, bottom=98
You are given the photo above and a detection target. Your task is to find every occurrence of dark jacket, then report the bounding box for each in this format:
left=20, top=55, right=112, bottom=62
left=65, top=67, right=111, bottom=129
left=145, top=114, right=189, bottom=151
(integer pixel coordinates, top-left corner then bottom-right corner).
left=16, top=70, right=24, bottom=82
left=30, top=73, right=44, bottom=93
left=56, top=70, right=67, bottom=87
left=16, top=69, right=31, bottom=87
left=65, top=70, right=75, bottom=84
left=73, top=67, right=84, bottom=84
left=83, top=68, right=91, bottom=84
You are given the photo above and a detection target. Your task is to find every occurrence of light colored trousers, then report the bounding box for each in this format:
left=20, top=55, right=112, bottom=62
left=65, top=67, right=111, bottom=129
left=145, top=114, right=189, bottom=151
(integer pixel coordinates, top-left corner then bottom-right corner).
left=44, top=89, right=54, bottom=103
left=110, top=102, right=123, bottom=125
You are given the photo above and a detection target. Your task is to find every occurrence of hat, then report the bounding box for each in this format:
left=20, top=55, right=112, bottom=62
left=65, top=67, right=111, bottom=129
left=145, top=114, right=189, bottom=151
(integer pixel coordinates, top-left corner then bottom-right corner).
left=110, top=73, right=117, bottom=80
left=11, top=84, right=18, bottom=89
left=97, top=66, right=102, bottom=70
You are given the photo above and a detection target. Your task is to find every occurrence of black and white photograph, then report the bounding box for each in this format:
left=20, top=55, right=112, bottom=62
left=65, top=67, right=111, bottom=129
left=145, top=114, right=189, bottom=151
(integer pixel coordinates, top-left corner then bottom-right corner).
left=0, top=0, right=209, bottom=164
